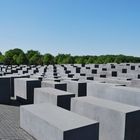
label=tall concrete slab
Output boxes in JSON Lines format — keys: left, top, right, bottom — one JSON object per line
{"left": 0, "top": 77, "right": 11, "bottom": 103}
{"left": 15, "top": 78, "right": 41, "bottom": 104}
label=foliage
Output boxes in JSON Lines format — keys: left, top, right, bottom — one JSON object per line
{"left": 26, "top": 50, "right": 40, "bottom": 59}
{"left": 0, "top": 55, "right": 5, "bottom": 63}
{"left": 29, "top": 53, "right": 43, "bottom": 65}
{"left": 16, "top": 53, "right": 28, "bottom": 65}
{"left": 43, "top": 53, "right": 54, "bottom": 65}
{"left": 55, "top": 54, "right": 74, "bottom": 64}
{"left": 4, "top": 48, "right": 25, "bottom": 65}
{"left": 1, "top": 48, "right": 140, "bottom": 65}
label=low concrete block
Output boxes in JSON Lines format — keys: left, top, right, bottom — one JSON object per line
{"left": 20, "top": 103, "right": 99, "bottom": 140}
{"left": 71, "top": 96, "right": 140, "bottom": 140}
{"left": 64, "top": 80, "right": 87, "bottom": 97}
{"left": 87, "top": 82, "right": 140, "bottom": 107}
{"left": 34, "top": 87, "right": 75, "bottom": 110}
{"left": 42, "top": 81, "right": 67, "bottom": 91}
{"left": 130, "top": 79, "right": 140, "bottom": 88}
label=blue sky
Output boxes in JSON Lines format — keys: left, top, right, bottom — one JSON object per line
{"left": 0, "top": 0, "right": 140, "bottom": 56}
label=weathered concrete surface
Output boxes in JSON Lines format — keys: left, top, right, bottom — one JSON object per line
{"left": 130, "top": 79, "right": 140, "bottom": 87}
{"left": 34, "top": 87, "right": 75, "bottom": 110}
{"left": 64, "top": 80, "right": 87, "bottom": 96}
{"left": 42, "top": 81, "right": 67, "bottom": 91}
{"left": 20, "top": 103, "right": 99, "bottom": 140}
{"left": 71, "top": 96, "right": 140, "bottom": 140}
{"left": 87, "top": 81, "right": 140, "bottom": 107}
{"left": 15, "top": 78, "right": 41, "bottom": 104}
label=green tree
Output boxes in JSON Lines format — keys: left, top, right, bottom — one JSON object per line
{"left": 43, "top": 53, "right": 54, "bottom": 65}
{"left": 29, "top": 53, "right": 43, "bottom": 65}
{"left": 26, "top": 50, "right": 40, "bottom": 59}
{"left": 104, "top": 55, "right": 116, "bottom": 64}
{"left": 16, "top": 53, "right": 28, "bottom": 65}
{"left": 114, "top": 55, "right": 126, "bottom": 63}
{"left": 4, "top": 48, "right": 24, "bottom": 65}
{"left": 75, "top": 56, "right": 86, "bottom": 64}
{"left": 55, "top": 54, "right": 73, "bottom": 64}
{"left": 13, "top": 54, "right": 18, "bottom": 64}
{"left": 64, "top": 55, "right": 74, "bottom": 64}
{"left": 0, "top": 55, "right": 5, "bottom": 63}
{"left": 86, "top": 57, "right": 94, "bottom": 64}
{"left": 55, "top": 54, "right": 64, "bottom": 64}
{"left": 4, "top": 49, "right": 14, "bottom": 65}
{"left": 12, "top": 48, "right": 24, "bottom": 56}
{"left": 2, "top": 48, "right": 140, "bottom": 65}
{"left": 26, "top": 50, "right": 42, "bottom": 65}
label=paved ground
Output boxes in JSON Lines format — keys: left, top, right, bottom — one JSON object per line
{"left": 0, "top": 103, "right": 36, "bottom": 140}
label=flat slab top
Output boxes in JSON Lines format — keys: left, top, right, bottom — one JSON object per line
{"left": 64, "top": 80, "right": 86, "bottom": 84}
{"left": 88, "top": 81, "right": 120, "bottom": 86}
{"left": 113, "top": 85, "right": 140, "bottom": 92}
{"left": 94, "top": 77, "right": 131, "bottom": 83}
{"left": 0, "top": 76, "right": 11, "bottom": 79}
{"left": 42, "top": 80, "right": 66, "bottom": 84}
{"left": 35, "top": 87, "right": 75, "bottom": 96}
{"left": 15, "top": 78, "right": 40, "bottom": 82}
{"left": 31, "top": 75, "right": 42, "bottom": 78}
{"left": 88, "top": 81, "right": 140, "bottom": 93}
{"left": 21, "top": 103, "right": 98, "bottom": 131}
{"left": 45, "top": 78, "right": 62, "bottom": 80}
{"left": 73, "top": 96, "right": 140, "bottom": 113}
{"left": 1, "top": 74, "right": 29, "bottom": 78}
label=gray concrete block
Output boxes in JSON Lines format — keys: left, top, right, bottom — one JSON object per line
{"left": 0, "top": 77, "right": 11, "bottom": 103}
{"left": 87, "top": 82, "right": 140, "bottom": 107}
{"left": 130, "top": 79, "right": 140, "bottom": 88}
{"left": 34, "top": 87, "right": 75, "bottom": 110}
{"left": 64, "top": 80, "right": 87, "bottom": 97}
{"left": 71, "top": 96, "right": 140, "bottom": 140}
{"left": 15, "top": 78, "right": 41, "bottom": 104}
{"left": 41, "top": 81, "right": 67, "bottom": 91}
{"left": 30, "top": 75, "right": 43, "bottom": 81}
{"left": 20, "top": 103, "right": 99, "bottom": 140}
{"left": 94, "top": 77, "right": 131, "bottom": 86}
{"left": 10, "top": 75, "right": 30, "bottom": 97}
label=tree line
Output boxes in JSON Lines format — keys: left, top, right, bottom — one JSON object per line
{"left": 0, "top": 48, "right": 140, "bottom": 65}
